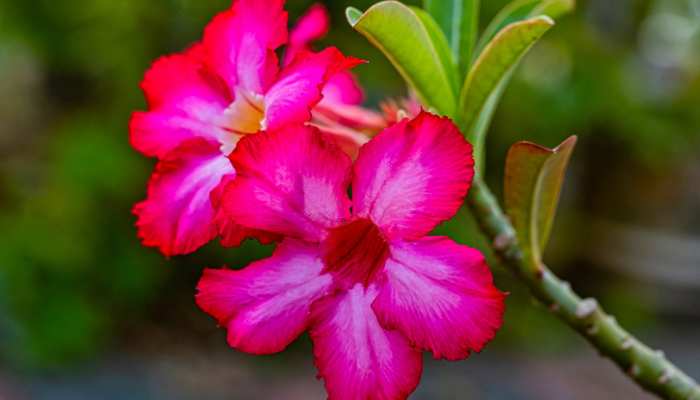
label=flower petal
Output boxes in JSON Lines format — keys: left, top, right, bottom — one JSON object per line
{"left": 133, "top": 139, "right": 232, "bottom": 256}
{"left": 221, "top": 125, "right": 352, "bottom": 242}
{"left": 285, "top": 3, "right": 330, "bottom": 65}
{"left": 217, "top": 222, "right": 280, "bottom": 248}
{"left": 210, "top": 174, "right": 282, "bottom": 247}
{"left": 285, "top": 4, "right": 365, "bottom": 107}
{"left": 264, "top": 48, "right": 364, "bottom": 130}
{"left": 202, "top": 0, "right": 287, "bottom": 93}
{"left": 130, "top": 45, "right": 230, "bottom": 158}
{"left": 310, "top": 284, "right": 422, "bottom": 400}
{"left": 352, "top": 112, "right": 474, "bottom": 240}
{"left": 313, "top": 123, "right": 369, "bottom": 160}
{"left": 138, "top": 45, "right": 222, "bottom": 108}
{"left": 320, "top": 71, "right": 365, "bottom": 106}
{"left": 196, "top": 239, "right": 332, "bottom": 354}
{"left": 373, "top": 237, "right": 505, "bottom": 360}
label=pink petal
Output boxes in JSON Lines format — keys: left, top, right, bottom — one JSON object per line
{"left": 313, "top": 100, "right": 385, "bottom": 132}
{"left": 310, "top": 284, "right": 422, "bottom": 400}
{"left": 320, "top": 71, "right": 365, "bottom": 106}
{"left": 322, "top": 219, "right": 390, "bottom": 289}
{"left": 312, "top": 123, "right": 369, "bottom": 160}
{"left": 217, "top": 222, "right": 280, "bottom": 248}
{"left": 285, "top": 3, "right": 330, "bottom": 65}
{"left": 202, "top": 0, "right": 287, "bottom": 93}
{"left": 130, "top": 45, "right": 230, "bottom": 158}
{"left": 285, "top": 4, "right": 366, "bottom": 106}
{"left": 373, "top": 237, "right": 505, "bottom": 360}
{"left": 210, "top": 174, "right": 282, "bottom": 247}
{"left": 138, "top": 44, "right": 223, "bottom": 108}
{"left": 352, "top": 112, "right": 474, "bottom": 240}
{"left": 133, "top": 139, "right": 232, "bottom": 256}
{"left": 221, "top": 125, "right": 352, "bottom": 242}
{"left": 311, "top": 99, "right": 385, "bottom": 160}
{"left": 286, "top": 3, "right": 368, "bottom": 117}
{"left": 264, "top": 48, "right": 364, "bottom": 131}
{"left": 196, "top": 239, "right": 332, "bottom": 354}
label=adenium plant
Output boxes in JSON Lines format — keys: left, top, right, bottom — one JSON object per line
{"left": 130, "top": 1, "right": 700, "bottom": 399}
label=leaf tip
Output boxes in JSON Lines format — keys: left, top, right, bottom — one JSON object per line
{"left": 536, "top": 15, "right": 556, "bottom": 26}
{"left": 556, "top": 135, "right": 578, "bottom": 152}
{"left": 345, "top": 7, "right": 363, "bottom": 26}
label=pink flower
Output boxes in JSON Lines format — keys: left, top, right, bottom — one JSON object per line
{"left": 130, "top": 0, "right": 362, "bottom": 256}
{"left": 196, "top": 112, "right": 506, "bottom": 400}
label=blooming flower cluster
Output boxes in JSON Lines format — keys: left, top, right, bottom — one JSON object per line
{"left": 131, "top": 0, "right": 370, "bottom": 256}
{"left": 131, "top": 1, "right": 505, "bottom": 399}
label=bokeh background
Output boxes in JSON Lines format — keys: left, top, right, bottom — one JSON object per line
{"left": 0, "top": 0, "right": 698, "bottom": 399}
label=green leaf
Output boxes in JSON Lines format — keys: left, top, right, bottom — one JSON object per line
{"left": 411, "top": 7, "right": 460, "bottom": 96}
{"left": 476, "top": 0, "right": 575, "bottom": 57}
{"left": 424, "top": 0, "right": 480, "bottom": 77}
{"left": 346, "top": 6, "right": 362, "bottom": 24}
{"left": 504, "top": 136, "right": 577, "bottom": 266}
{"left": 532, "top": 0, "right": 577, "bottom": 18}
{"left": 347, "top": 1, "right": 459, "bottom": 116}
{"left": 458, "top": 16, "right": 554, "bottom": 173}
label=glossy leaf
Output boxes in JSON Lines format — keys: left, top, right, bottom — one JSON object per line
{"left": 504, "top": 136, "right": 577, "bottom": 266}
{"left": 476, "top": 0, "right": 575, "bottom": 57}
{"left": 458, "top": 16, "right": 554, "bottom": 172}
{"left": 347, "top": 1, "right": 459, "bottom": 116}
{"left": 424, "top": 0, "right": 480, "bottom": 77}
{"left": 411, "top": 7, "right": 460, "bottom": 96}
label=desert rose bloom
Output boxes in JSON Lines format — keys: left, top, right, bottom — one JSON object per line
{"left": 130, "top": 0, "right": 361, "bottom": 256}
{"left": 196, "top": 112, "right": 506, "bottom": 400}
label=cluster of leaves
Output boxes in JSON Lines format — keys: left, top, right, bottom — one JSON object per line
{"left": 347, "top": 0, "right": 574, "bottom": 171}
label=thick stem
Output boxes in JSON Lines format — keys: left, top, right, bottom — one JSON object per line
{"left": 468, "top": 178, "right": 700, "bottom": 400}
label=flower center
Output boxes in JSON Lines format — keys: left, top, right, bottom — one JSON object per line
{"left": 322, "top": 218, "right": 390, "bottom": 288}
{"left": 220, "top": 88, "right": 266, "bottom": 154}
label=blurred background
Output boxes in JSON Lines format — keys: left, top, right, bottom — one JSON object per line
{"left": 0, "top": 0, "right": 698, "bottom": 398}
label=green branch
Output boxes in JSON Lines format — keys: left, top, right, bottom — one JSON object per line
{"left": 468, "top": 178, "right": 700, "bottom": 400}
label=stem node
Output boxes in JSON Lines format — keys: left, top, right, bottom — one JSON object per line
{"left": 493, "top": 232, "right": 514, "bottom": 251}
{"left": 659, "top": 369, "right": 673, "bottom": 385}
{"left": 575, "top": 298, "right": 598, "bottom": 319}
{"left": 561, "top": 281, "right": 572, "bottom": 292}
{"left": 621, "top": 337, "right": 633, "bottom": 350}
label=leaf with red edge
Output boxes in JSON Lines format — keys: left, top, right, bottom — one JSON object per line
{"left": 504, "top": 136, "right": 577, "bottom": 266}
